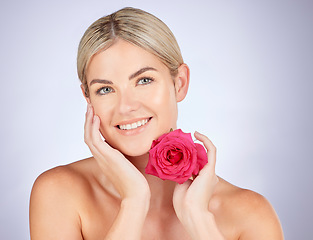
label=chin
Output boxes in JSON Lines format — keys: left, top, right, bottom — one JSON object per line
{"left": 118, "top": 145, "right": 151, "bottom": 158}
{"left": 106, "top": 138, "right": 152, "bottom": 158}
{"left": 124, "top": 151, "right": 150, "bottom": 159}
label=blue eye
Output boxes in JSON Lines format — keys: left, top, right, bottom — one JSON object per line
{"left": 97, "top": 86, "right": 114, "bottom": 95}
{"left": 137, "top": 77, "right": 153, "bottom": 85}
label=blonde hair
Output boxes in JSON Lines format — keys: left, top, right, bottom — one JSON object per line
{"left": 77, "top": 7, "right": 183, "bottom": 96}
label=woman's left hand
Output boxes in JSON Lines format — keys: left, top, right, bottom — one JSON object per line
{"left": 173, "top": 131, "right": 223, "bottom": 239}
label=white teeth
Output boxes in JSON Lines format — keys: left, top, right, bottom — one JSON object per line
{"left": 119, "top": 118, "right": 149, "bottom": 130}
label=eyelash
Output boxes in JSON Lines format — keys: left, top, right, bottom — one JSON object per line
{"left": 136, "top": 77, "right": 154, "bottom": 86}
{"left": 96, "top": 86, "right": 114, "bottom": 95}
{"left": 95, "top": 77, "right": 155, "bottom": 95}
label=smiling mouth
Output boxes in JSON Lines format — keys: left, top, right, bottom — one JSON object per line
{"left": 117, "top": 117, "right": 152, "bottom": 130}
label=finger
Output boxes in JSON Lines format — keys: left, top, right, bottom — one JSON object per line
{"left": 194, "top": 131, "right": 217, "bottom": 170}
{"left": 91, "top": 115, "right": 102, "bottom": 143}
{"left": 90, "top": 114, "right": 113, "bottom": 158}
{"left": 173, "top": 180, "right": 192, "bottom": 216}
{"left": 84, "top": 105, "right": 104, "bottom": 157}
{"left": 84, "top": 106, "right": 102, "bottom": 152}
{"left": 174, "top": 179, "right": 192, "bottom": 196}
{"left": 84, "top": 104, "right": 93, "bottom": 145}
{"left": 85, "top": 112, "right": 113, "bottom": 171}
{"left": 195, "top": 164, "right": 219, "bottom": 185}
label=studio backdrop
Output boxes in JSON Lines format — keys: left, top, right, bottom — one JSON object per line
{"left": 0, "top": 0, "right": 312, "bottom": 239}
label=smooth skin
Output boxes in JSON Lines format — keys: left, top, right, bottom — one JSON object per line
{"left": 29, "top": 40, "right": 284, "bottom": 240}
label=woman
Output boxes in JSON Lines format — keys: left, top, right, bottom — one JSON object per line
{"left": 29, "top": 7, "right": 283, "bottom": 239}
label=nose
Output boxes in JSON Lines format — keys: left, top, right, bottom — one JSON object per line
{"left": 118, "top": 88, "right": 140, "bottom": 114}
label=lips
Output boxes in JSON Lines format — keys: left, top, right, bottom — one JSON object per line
{"left": 117, "top": 117, "right": 152, "bottom": 130}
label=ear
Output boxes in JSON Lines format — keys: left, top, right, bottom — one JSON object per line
{"left": 81, "top": 84, "right": 91, "bottom": 104}
{"left": 174, "top": 63, "right": 190, "bottom": 102}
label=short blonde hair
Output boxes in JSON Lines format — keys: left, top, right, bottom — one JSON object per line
{"left": 77, "top": 7, "right": 183, "bottom": 96}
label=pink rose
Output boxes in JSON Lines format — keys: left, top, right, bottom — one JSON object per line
{"left": 145, "top": 129, "right": 207, "bottom": 184}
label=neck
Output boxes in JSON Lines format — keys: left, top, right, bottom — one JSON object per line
{"left": 126, "top": 153, "right": 177, "bottom": 211}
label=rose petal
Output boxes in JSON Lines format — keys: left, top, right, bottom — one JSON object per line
{"left": 146, "top": 129, "right": 207, "bottom": 184}
{"left": 195, "top": 143, "right": 208, "bottom": 169}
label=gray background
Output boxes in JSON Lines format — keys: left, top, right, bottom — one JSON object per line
{"left": 0, "top": 0, "right": 312, "bottom": 239}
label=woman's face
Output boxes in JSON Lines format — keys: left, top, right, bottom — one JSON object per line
{"left": 85, "top": 40, "right": 186, "bottom": 157}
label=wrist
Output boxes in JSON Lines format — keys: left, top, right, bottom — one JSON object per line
{"left": 181, "top": 207, "right": 211, "bottom": 226}
{"left": 181, "top": 209, "right": 224, "bottom": 240}
{"left": 121, "top": 192, "right": 151, "bottom": 214}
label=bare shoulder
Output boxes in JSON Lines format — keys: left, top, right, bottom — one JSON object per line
{"left": 31, "top": 158, "right": 94, "bottom": 201}
{"left": 213, "top": 177, "right": 284, "bottom": 240}
{"left": 30, "top": 158, "right": 95, "bottom": 239}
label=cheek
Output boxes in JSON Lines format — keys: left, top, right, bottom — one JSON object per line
{"left": 150, "top": 83, "right": 178, "bottom": 121}
{"left": 90, "top": 99, "right": 114, "bottom": 131}
{"left": 150, "top": 82, "right": 176, "bottom": 106}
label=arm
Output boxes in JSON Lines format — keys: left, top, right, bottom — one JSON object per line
{"left": 29, "top": 170, "right": 149, "bottom": 240}
{"left": 173, "top": 132, "right": 284, "bottom": 240}
{"left": 104, "top": 198, "right": 149, "bottom": 240}
{"left": 30, "top": 105, "right": 150, "bottom": 240}
{"left": 173, "top": 131, "right": 224, "bottom": 240}
{"left": 176, "top": 208, "right": 224, "bottom": 240}
{"left": 29, "top": 168, "right": 150, "bottom": 240}
{"left": 84, "top": 104, "right": 150, "bottom": 239}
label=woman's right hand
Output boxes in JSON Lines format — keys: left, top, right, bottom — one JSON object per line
{"left": 84, "top": 104, "right": 150, "bottom": 202}
{"left": 85, "top": 104, "right": 150, "bottom": 239}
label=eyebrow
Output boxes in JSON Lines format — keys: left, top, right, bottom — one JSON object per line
{"left": 89, "top": 79, "right": 113, "bottom": 86}
{"left": 89, "top": 67, "right": 157, "bottom": 86}
{"left": 129, "top": 67, "right": 157, "bottom": 80}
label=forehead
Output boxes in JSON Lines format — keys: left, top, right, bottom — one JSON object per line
{"left": 86, "top": 40, "right": 169, "bottom": 83}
